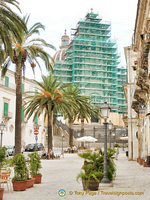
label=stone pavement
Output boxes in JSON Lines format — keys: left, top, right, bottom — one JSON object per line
{"left": 3, "top": 149, "right": 150, "bottom": 200}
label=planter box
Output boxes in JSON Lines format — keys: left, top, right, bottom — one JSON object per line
{"left": 0, "top": 188, "right": 4, "bottom": 200}
{"left": 138, "top": 158, "right": 144, "bottom": 165}
{"left": 82, "top": 178, "right": 99, "bottom": 191}
{"left": 143, "top": 161, "right": 148, "bottom": 167}
{"left": 12, "top": 180, "right": 27, "bottom": 191}
{"left": 32, "top": 175, "right": 42, "bottom": 184}
{"left": 26, "top": 178, "right": 35, "bottom": 188}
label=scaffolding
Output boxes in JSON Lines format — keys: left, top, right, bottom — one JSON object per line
{"left": 53, "top": 11, "right": 127, "bottom": 113}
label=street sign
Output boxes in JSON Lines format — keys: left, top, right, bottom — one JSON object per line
{"left": 35, "top": 135, "right": 38, "bottom": 142}
{"left": 34, "top": 129, "right": 39, "bottom": 135}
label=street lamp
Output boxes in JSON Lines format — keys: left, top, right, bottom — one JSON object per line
{"left": 108, "top": 120, "right": 113, "bottom": 148}
{"left": 100, "top": 102, "right": 111, "bottom": 183}
{"left": 0, "top": 121, "right": 5, "bottom": 148}
{"left": 61, "top": 133, "right": 64, "bottom": 158}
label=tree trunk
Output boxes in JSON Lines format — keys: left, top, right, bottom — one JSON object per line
{"left": 15, "top": 63, "right": 22, "bottom": 154}
{"left": 69, "top": 120, "right": 74, "bottom": 147}
{"left": 48, "top": 110, "right": 53, "bottom": 155}
{"left": 81, "top": 118, "right": 84, "bottom": 148}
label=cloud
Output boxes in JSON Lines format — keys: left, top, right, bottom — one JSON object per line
{"left": 18, "top": 0, "right": 138, "bottom": 69}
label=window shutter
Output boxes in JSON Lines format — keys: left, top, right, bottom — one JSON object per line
{"left": 34, "top": 113, "right": 38, "bottom": 124}
{"left": 35, "top": 89, "right": 38, "bottom": 95}
{"left": 5, "top": 76, "right": 9, "bottom": 87}
{"left": 4, "top": 102, "right": 8, "bottom": 116}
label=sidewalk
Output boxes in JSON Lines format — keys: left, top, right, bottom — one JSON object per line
{"left": 3, "top": 149, "right": 150, "bottom": 200}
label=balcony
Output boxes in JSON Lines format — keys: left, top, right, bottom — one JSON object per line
{"left": 2, "top": 112, "right": 12, "bottom": 122}
{"left": 134, "top": 88, "right": 147, "bottom": 105}
{"left": 131, "top": 101, "right": 140, "bottom": 113}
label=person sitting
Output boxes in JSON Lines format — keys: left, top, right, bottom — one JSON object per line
{"left": 41, "top": 147, "right": 47, "bottom": 159}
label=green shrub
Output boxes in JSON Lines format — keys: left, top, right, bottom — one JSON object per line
{"left": 0, "top": 147, "right": 6, "bottom": 168}
{"left": 28, "top": 152, "right": 42, "bottom": 175}
{"left": 11, "top": 153, "right": 28, "bottom": 181}
{"left": 77, "top": 148, "right": 116, "bottom": 187}
{"left": 114, "top": 144, "right": 120, "bottom": 148}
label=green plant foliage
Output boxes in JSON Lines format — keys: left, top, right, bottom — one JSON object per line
{"left": 0, "top": 147, "right": 6, "bottom": 168}
{"left": 28, "top": 152, "right": 42, "bottom": 175}
{"left": 77, "top": 150, "right": 103, "bottom": 189}
{"left": 114, "top": 144, "right": 120, "bottom": 148}
{"left": 11, "top": 153, "right": 28, "bottom": 181}
{"left": 77, "top": 148, "right": 116, "bottom": 188}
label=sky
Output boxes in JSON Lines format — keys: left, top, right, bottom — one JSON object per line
{"left": 17, "top": 0, "right": 138, "bottom": 80}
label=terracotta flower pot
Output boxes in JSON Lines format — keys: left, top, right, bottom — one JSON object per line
{"left": 0, "top": 188, "right": 4, "bottom": 200}
{"left": 140, "top": 158, "right": 144, "bottom": 165}
{"left": 82, "top": 178, "right": 99, "bottom": 191}
{"left": 32, "top": 175, "right": 42, "bottom": 184}
{"left": 143, "top": 161, "right": 148, "bottom": 167}
{"left": 26, "top": 178, "right": 35, "bottom": 188}
{"left": 12, "top": 180, "right": 27, "bottom": 191}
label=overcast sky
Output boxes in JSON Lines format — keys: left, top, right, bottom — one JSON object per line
{"left": 17, "top": 0, "right": 138, "bottom": 79}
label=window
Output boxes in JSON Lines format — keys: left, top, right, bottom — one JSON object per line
{"left": 4, "top": 102, "right": 8, "bottom": 116}
{"left": 5, "top": 76, "right": 9, "bottom": 87}
{"left": 34, "top": 113, "right": 38, "bottom": 125}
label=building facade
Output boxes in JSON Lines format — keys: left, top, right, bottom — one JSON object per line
{"left": 53, "top": 10, "right": 127, "bottom": 126}
{"left": 0, "top": 69, "right": 46, "bottom": 148}
{"left": 125, "top": 0, "right": 150, "bottom": 161}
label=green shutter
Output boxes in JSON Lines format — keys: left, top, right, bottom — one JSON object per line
{"left": 22, "top": 107, "right": 24, "bottom": 121}
{"left": 22, "top": 84, "right": 24, "bottom": 93}
{"left": 35, "top": 89, "right": 38, "bottom": 95}
{"left": 34, "top": 113, "right": 38, "bottom": 124}
{"left": 4, "top": 102, "right": 8, "bottom": 116}
{"left": 5, "top": 76, "right": 9, "bottom": 87}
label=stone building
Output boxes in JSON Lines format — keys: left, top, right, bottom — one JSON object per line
{"left": 124, "top": 0, "right": 150, "bottom": 162}
{"left": 0, "top": 69, "right": 46, "bottom": 148}
{"left": 53, "top": 10, "right": 127, "bottom": 127}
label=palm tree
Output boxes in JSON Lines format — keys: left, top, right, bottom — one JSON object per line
{"left": 1, "top": 16, "right": 55, "bottom": 154}
{"left": 24, "top": 74, "right": 72, "bottom": 155}
{"left": 0, "top": 0, "right": 26, "bottom": 59}
{"left": 77, "top": 101, "right": 98, "bottom": 137}
{"left": 76, "top": 102, "right": 99, "bottom": 147}
{"left": 63, "top": 85, "right": 94, "bottom": 147}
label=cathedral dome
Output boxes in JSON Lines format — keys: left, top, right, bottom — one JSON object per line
{"left": 53, "top": 30, "right": 70, "bottom": 64}
{"left": 53, "top": 48, "right": 67, "bottom": 62}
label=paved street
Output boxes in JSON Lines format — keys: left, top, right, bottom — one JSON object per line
{"left": 3, "top": 149, "right": 150, "bottom": 200}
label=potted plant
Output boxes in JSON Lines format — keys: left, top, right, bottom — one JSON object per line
{"left": 11, "top": 153, "right": 28, "bottom": 191}
{"left": 77, "top": 149, "right": 116, "bottom": 191}
{"left": 0, "top": 147, "right": 6, "bottom": 200}
{"left": 28, "top": 152, "right": 42, "bottom": 184}
{"left": 77, "top": 150, "right": 104, "bottom": 191}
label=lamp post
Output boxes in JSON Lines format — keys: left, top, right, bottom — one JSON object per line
{"left": 108, "top": 120, "right": 113, "bottom": 148}
{"left": 0, "top": 121, "right": 5, "bottom": 148}
{"left": 100, "top": 102, "right": 111, "bottom": 183}
{"left": 61, "top": 133, "right": 64, "bottom": 158}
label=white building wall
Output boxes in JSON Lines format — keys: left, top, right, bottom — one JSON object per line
{"left": 124, "top": 46, "right": 138, "bottom": 160}
{"left": 0, "top": 69, "right": 46, "bottom": 148}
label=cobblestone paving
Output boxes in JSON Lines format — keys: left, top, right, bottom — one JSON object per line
{"left": 3, "top": 149, "right": 150, "bottom": 200}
